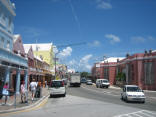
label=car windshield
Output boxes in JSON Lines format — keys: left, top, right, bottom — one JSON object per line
{"left": 50, "top": 81, "right": 63, "bottom": 87}
{"left": 103, "top": 80, "right": 108, "bottom": 83}
{"left": 127, "top": 87, "right": 142, "bottom": 92}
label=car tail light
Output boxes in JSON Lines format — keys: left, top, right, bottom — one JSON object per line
{"left": 62, "top": 81, "right": 64, "bottom": 86}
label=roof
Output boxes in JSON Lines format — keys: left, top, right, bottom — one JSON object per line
{"left": 101, "top": 57, "right": 125, "bottom": 63}
{"left": 23, "top": 43, "right": 53, "bottom": 51}
{"left": 23, "top": 45, "right": 31, "bottom": 54}
{"left": 13, "top": 34, "right": 20, "bottom": 43}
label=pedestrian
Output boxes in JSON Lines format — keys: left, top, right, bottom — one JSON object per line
{"left": 20, "top": 81, "right": 27, "bottom": 103}
{"left": 45, "top": 81, "right": 47, "bottom": 87}
{"left": 29, "top": 79, "right": 37, "bottom": 101}
{"left": 2, "top": 82, "right": 9, "bottom": 104}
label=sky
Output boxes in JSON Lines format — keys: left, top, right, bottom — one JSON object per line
{"left": 12, "top": 0, "right": 156, "bottom": 72}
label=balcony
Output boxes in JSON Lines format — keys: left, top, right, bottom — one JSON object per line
{"left": 0, "top": 47, "right": 28, "bottom": 67}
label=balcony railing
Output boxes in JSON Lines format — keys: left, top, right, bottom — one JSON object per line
{"left": 0, "top": 47, "right": 28, "bottom": 67}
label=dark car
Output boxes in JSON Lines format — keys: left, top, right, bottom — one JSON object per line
{"left": 81, "top": 78, "right": 87, "bottom": 83}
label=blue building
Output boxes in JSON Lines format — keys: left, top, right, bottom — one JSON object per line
{"left": 0, "top": 0, "right": 28, "bottom": 97}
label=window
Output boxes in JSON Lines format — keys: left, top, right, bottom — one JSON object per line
{"left": 0, "top": 37, "right": 4, "bottom": 48}
{"left": 144, "top": 62, "right": 155, "bottom": 85}
{"left": 6, "top": 40, "right": 10, "bottom": 50}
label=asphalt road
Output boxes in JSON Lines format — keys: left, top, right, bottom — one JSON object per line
{"left": 68, "top": 84, "right": 156, "bottom": 112}
{"left": 1, "top": 84, "right": 156, "bottom": 117}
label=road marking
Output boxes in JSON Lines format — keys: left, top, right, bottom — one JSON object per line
{"left": 81, "top": 85, "right": 120, "bottom": 97}
{"left": 114, "top": 110, "right": 156, "bottom": 117}
{"left": 0, "top": 97, "right": 48, "bottom": 116}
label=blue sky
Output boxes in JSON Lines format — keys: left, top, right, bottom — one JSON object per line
{"left": 13, "top": 0, "right": 156, "bottom": 72}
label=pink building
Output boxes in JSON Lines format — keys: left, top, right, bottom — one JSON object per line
{"left": 117, "top": 50, "right": 156, "bottom": 90}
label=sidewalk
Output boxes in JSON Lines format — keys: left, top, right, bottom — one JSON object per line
{"left": 0, "top": 87, "right": 49, "bottom": 113}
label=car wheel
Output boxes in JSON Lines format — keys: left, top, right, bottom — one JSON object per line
{"left": 141, "top": 101, "right": 145, "bottom": 103}
{"left": 63, "top": 94, "right": 66, "bottom": 97}
{"left": 121, "top": 95, "right": 123, "bottom": 100}
{"left": 50, "top": 94, "right": 52, "bottom": 98}
{"left": 96, "top": 85, "right": 98, "bottom": 88}
{"left": 125, "top": 96, "right": 129, "bottom": 103}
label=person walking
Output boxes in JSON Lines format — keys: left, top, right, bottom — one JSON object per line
{"left": 29, "top": 79, "right": 37, "bottom": 101}
{"left": 20, "top": 81, "right": 27, "bottom": 103}
{"left": 2, "top": 82, "right": 9, "bottom": 104}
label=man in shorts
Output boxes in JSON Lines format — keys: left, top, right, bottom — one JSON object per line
{"left": 30, "top": 79, "right": 37, "bottom": 101}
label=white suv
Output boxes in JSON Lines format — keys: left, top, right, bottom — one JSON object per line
{"left": 121, "top": 85, "right": 145, "bottom": 103}
{"left": 49, "top": 80, "right": 66, "bottom": 97}
{"left": 96, "top": 79, "right": 110, "bottom": 88}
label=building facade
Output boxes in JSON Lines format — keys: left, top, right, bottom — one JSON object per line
{"left": 0, "top": 0, "right": 28, "bottom": 97}
{"left": 92, "top": 51, "right": 156, "bottom": 90}
{"left": 24, "top": 43, "right": 55, "bottom": 74}
{"left": 116, "top": 51, "right": 156, "bottom": 90}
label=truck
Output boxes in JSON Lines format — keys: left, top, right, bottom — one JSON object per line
{"left": 69, "top": 73, "right": 81, "bottom": 87}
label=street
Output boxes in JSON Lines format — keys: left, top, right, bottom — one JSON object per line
{"left": 1, "top": 84, "right": 156, "bottom": 117}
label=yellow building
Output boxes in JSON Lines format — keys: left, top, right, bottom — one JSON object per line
{"left": 24, "top": 43, "right": 55, "bottom": 74}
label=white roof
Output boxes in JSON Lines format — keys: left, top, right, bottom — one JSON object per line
{"left": 23, "top": 43, "right": 53, "bottom": 51}
{"left": 23, "top": 44, "right": 31, "bottom": 53}
{"left": 101, "top": 57, "right": 125, "bottom": 63}
{"left": 152, "top": 50, "right": 156, "bottom": 53}
{"left": 13, "top": 34, "right": 20, "bottom": 43}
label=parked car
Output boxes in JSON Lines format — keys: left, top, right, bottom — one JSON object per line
{"left": 49, "top": 80, "right": 66, "bottom": 97}
{"left": 86, "top": 80, "right": 93, "bottom": 85}
{"left": 121, "top": 85, "right": 145, "bottom": 103}
{"left": 96, "top": 79, "right": 110, "bottom": 88}
{"left": 81, "top": 78, "right": 87, "bottom": 83}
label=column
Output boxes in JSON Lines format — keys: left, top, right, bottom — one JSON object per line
{"left": 16, "top": 68, "right": 21, "bottom": 94}
{"left": 4, "top": 67, "right": 10, "bottom": 83}
{"left": 126, "top": 64, "right": 129, "bottom": 85}
{"left": 24, "top": 70, "right": 28, "bottom": 89}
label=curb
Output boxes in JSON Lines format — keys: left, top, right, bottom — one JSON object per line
{"left": 0, "top": 93, "right": 49, "bottom": 114}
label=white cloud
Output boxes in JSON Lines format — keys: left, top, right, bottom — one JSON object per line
{"left": 69, "top": 59, "right": 77, "bottom": 66}
{"left": 58, "top": 47, "right": 72, "bottom": 58}
{"left": 79, "top": 54, "right": 93, "bottom": 71}
{"left": 67, "top": 54, "right": 93, "bottom": 72}
{"left": 88, "top": 40, "right": 101, "bottom": 47}
{"left": 80, "top": 54, "right": 93, "bottom": 63}
{"left": 97, "top": 1, "right": 112, "bottom": 9}
{"left": 148, "top": 36, "right": 156, "bottom": 41}
{"left": 131, "top": 36, "right": 145, "bottom": 43}
{"left": 105, "top": 34, "right": 120, "bottom": 44}
{"left": 131, "top": 36, "right": 155, "bottom": 43}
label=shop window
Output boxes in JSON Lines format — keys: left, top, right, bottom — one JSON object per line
{"left": 0, "top": 37, "right": 4, "bottom": 48}
{"left": 6, "top": 40, "right": 10, "bottom": 50}
{"left": 144, "top": 62, "right": 155, "bottom": 85}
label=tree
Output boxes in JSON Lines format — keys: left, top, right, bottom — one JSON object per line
{"left": 116, "top": 72, "right": 126, "bottom": 81}
{"left": 81, "top": 72, "right": 89, "bottom": 78}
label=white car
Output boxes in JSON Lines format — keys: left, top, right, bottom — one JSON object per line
{"left": 49, "top": 80, "right": 66, "bottom": 97}
{"left": 96, "top": 79, "right": 110, "bottom": 88}
{"left": 121, "top": 85, "right": 145, "bottom": 103}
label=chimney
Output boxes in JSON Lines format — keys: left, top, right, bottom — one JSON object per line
{"left": 149, "top": 49, "right": 152, "bottom": 54}
{"left": 126, "top": 53, "right": 130, "bottom": 58}
{"left": 144, "top": 50, "right": 147, "bottom": 54}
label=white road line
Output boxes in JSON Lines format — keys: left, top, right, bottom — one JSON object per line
{"left": 114, "top": 110, "right": 156, "bottom": 117}
{"left": 141, "top": 110, "right": 156, "bottom": 115}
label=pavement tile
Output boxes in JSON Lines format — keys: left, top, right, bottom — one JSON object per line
{"left": 0, "top": 87, "right": 49, "bottom": 112}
